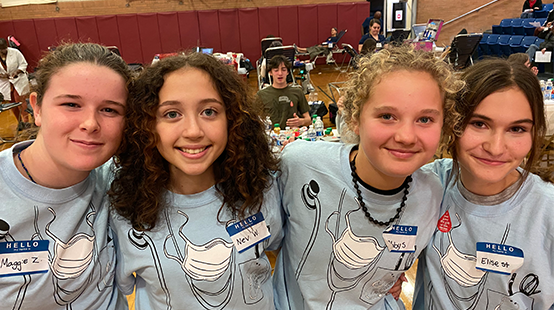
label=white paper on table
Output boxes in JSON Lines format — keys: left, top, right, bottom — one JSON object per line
{"left": 535, "top": 51, "right": 552, "bottom": 63}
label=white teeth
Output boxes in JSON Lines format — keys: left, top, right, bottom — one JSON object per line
{"left": 181, "top": 147, "right": 206, "bottom": 154}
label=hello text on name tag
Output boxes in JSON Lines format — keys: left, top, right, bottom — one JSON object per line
{"left": 0, "top": 240, "right": 49, "bottom": 277}
{"left": 476, "top": 242, "right": 524, "bottom": 275}
{"left": 383, "top": 225, "right": 418, "bottom": 253}
{"left": 226, "top": 212, "right": 270, "bottom": 253}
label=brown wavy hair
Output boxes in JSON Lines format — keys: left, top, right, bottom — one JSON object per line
{"left": 109, "top": 52, "right": 279, "bottom": 230}
{"left": 445, "top": 58, "right": 547, "bottom": 186}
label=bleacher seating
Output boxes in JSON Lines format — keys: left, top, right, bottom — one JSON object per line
{"left": 478, "top": 33, "right": 491, "bottom": 58}
{"left": 486, "top": 34, "right": 501, "bottom": 56}
{"left": 505, "top": 35, "right": 523, "bottom": 55}
{"left": 500, "top": 19, "right": 513, "bottom": 34}
{"left": 511, "top": 19, "right": 525, "bottom": 35}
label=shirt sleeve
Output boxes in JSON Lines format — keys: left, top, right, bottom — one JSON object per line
{"left": 14, "top": 49, "right": 28, "bottom": 72}
{"left": 296, "top": 89, "right": 310, "bottom": 115}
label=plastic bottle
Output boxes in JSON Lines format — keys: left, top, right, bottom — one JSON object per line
{"left": 264, "top": 116, "right": 273, "bottom": 132}
{"left": 307, "top": 125, "right": 316, "bottom": 141}
{"left": 546, "top": 81, "right": 552, "bottom": 100}
{"left": 314, "top": 116, "right": 324, "bottom": 137}
{"left": 312, "top": 92, "right": 318, "bottom": 102}
{"left": 274, "top": 123, "right": 281, "bottom": 135}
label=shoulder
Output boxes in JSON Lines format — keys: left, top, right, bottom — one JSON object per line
{"left": 281, "top": 141, "right": 347, "bottom": 169}
{"left": 420, "top": 158, "right": 454, "bottom": 187}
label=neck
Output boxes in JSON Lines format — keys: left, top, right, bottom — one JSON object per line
{"left": 272, "top": 82, "right": 287, "bottom": 89}
{"left": 350, "top": 149, "right": 406, "bottom": 191}
{"left": 169, "top": 166, "right": 216, "bottom": 195}
{"left": 459, "top": 168, "right": 521, "bottom": 196}
{"left": 16, "top": 140, "right": 90, "bottom": 188}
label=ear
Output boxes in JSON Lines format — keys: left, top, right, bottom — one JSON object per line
{"left": 352, "top": 118, "right": 360, "bottom": 136}
{"left": 29, "top": 92, "right": 41, "bottom": 127}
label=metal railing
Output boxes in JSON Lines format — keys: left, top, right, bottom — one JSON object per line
{"left": 444, "top": 0, "right": 501, "bottom": 25}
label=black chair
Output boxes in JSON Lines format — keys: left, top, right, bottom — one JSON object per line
{"left": 448, "top": 33, "right": 483, "bottom": 70}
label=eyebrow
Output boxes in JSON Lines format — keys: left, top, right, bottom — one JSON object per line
{"left": 53, "top": 94, "right": 126, "bottom": 107}
{"left": 158, "top": 98, "right": 223, "bottom": 108}
{"left": 373, "top": 106, "right": 441, "bottom": 116}
{"left": 471, "top": 113, "right": 534, "bottom": 125}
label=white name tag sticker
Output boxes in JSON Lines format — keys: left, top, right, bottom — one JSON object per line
{"left": 383, "top": 225, "right": 417, "bottom": 253}
{"left": 476, "top": 242, "right": 524, "bottom": 275}
{"left": 0, "top": 240, "right": 49, "bottom": 277}
{"left": 226, "top": 212, "right": 270, "bottom": 253}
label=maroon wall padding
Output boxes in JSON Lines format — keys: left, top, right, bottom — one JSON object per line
{"left": 54, "top": 17, "right": 79, "bottom": 43}
{"left": 198, "top": 10, "right": 222, "bottom": 52}
{"left": 258, "top": 7, "right": 280, "bottom": 39}
{"left": 137, "top": 13, "right": 163, "bottom": 63}
{"left": 219, "top": 9, "right": 242, "bottom": 54}
{"left": 278, "top": 6, "right": 299, "bottom": 46}
{"left": 116, "top": 14, "right": 144, "bottom": 64}
{"left": 6, "top": 2, "right": 370, "bottom": 70}
{"left": 298, "top": 5, "right": 319, "bottom": 48}
{"left": 12, "top": 20, "right": 41, "bottom": 69}
{"left": 34, "top": 19, "right": 58, "bottom": 52}
{"left": 238, "top": 8, "right": 261, "bottom": 60}
{"left": 96, "top": 16, "right": 121, "bottom": 49}
{"left": 157, "top": 12, "right": 182, "bottom": 54}
{"left": 0, "top": 21, "right": 16, "bottom": 42}
{"left": 178, "top": 11, "right": 201, "bottom": 51}
{"left": 76, "top": 17, "right": 100, "bottom": 43}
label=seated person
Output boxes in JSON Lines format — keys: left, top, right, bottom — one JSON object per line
{"left": 359, "top": 19, "right": 386, "bottom": 52}
{"left": 525, "top": 26, "right": 554, "bottom": 63}
{"left": 521, "top": 0, "right": 543, "bottom": 18}
{"left": 256, "top": 55, "right": 311, "bottom": 129}
{"left": 508, "top": 52, "right": 539, "bottom": 75}
{"left": 361, "top": 11, "right": 382, "bottom": 35}
{"left": 294, "top": 27, "right": 339, "bottom": 62}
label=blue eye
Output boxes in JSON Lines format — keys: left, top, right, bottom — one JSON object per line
{"left": 419, "top": 117, "right": 432, "bottom": 124}
{"left": 166, "top": 111, "right": 179, "bottom": 119}
{"left": 203, "top": 108, "right": 216, "bottom": 117}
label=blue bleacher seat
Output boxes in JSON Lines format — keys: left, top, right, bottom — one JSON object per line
{"left": 521, "top": 35, "right": 538, "bottom": 48}
{"left": 492, "top": 25, "right": 502, "bottom": 34}
{"left": 545, "top": 3, "right": 554, "bottom": 11}
{"left": 478, "top": 33, "right": 491, "bottom": 58}
{"left": 534, "top": 7, "right": 549, "bottom": 18}
{"left": 536, "top": 18, "right": 547, "bottom": 26}
{"left": 486, "top": 34, "right": 501, "bottom": 57}
{"left": 500, "top": 19, "right": 513, "bottom": 34}
{"left": 496, "top": 35, "right": 511, "bottom": 57}
{"left": 511, "top": 19, "right": 525, "bottom": 35}
{"left": 507, "top": 35, "right": 524, "bottom": 55}
{"left": 523, "top": 18, "right": 538, "bottom": 36}
{"left": 536, "top": 37, "right": 545, "bottom": 46}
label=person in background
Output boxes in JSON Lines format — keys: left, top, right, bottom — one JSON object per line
{"left": 294, "top": 27, "right": 340, "bottom": 63}
{"left": 362, "top": 11, "right": 383, "bottom": 35}
{"left": 360, "top": 38, "right": 378, "bottom": 56}
{"left": 0, "top": 42, "right": 130, "bottom": 310}
{"left": 109, "top": 52, "right": 282, "bottom": 309}
{"left": 359, "top": 19, "right": 387, "bottom": 52}
{"left": 273, "top": 45, "right": 463, "bottom": 310}
{"left": 521, "top": 0, "right": 543, "bottom": 18}
{"left": 525, "top": 26, "right": 554, "bottom": 63}
{"left": 0, "top": 38, "right": 31, "bottom": 127}
{"left": 256, "top": 55, "right": 311, "bottom": 129}
{"left": 507, "top": 52, "right": 539, "bottom": 75}
{"left": 413, "top": 58, "right": 554, "bottom": 309}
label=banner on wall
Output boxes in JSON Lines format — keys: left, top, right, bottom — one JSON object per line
{"left": 1, "top": 0, "right": 56, "bottom": 8}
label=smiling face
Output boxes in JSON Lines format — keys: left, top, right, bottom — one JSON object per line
{"left": 32, "top": 62, "right": 127, "bottom": 176}
{"left": 155, "top": 67, "right": 228, "bottom": 194}
{"left": 269, "top": 62, "right": 289, "bottom": 89}
{"left": 457, "top": 87, "right": 533, "bottom": 195}
{"left": 353, "top": 70, "right": 444, "bottom": 190}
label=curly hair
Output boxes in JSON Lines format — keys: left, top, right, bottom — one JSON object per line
{"left": 446, "top": 58, "right": 546, "bottom": 186}
{"left": 109, "top": 52, "right": 279, "bottom": 231}
{"left": 342, "top": 45, "right": 464, "bottom": 144}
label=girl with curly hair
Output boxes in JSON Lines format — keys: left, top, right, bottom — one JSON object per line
{"left": 109, "top": 52, "right": 282, "bottom": 309}
{"left": 414, "top": 59, "right": 554, "bottom": 309}
{"left": 0, "top": 43, "right": 130, "bottom": 309}
{"left": 272, "top": 45, "right": 464, "bottom": 309}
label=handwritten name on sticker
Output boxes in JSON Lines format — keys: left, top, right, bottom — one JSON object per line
{"left": 226, "top": 212, "right": 271, "bottom": 253}
{"left": 476, "top": 242, "right": 524, "bottom": 275}
{"left": 0, "top": 240, "right": 49, "bottom": 277}
{"left": 383, "top": 225, "right": 418, "bottom": 253}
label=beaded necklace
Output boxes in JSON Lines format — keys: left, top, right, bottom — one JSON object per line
{"left": 17, "top": 151, "right": 36, "bottom": 184}
{"left": 350, "top": 154, "right": 411, "bottom": 226}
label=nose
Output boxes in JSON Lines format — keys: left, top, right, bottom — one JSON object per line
{"left": 394, "top": 122, "right": 417, "bottom": 145}
{"left": 79, "top": 110, "right": 100, "bottom": 133}
{"left": 483, "top": 131, "right": 506, "bottom": 156}
{"left": 181, "top": 115, "right": 204, "bottom": 140}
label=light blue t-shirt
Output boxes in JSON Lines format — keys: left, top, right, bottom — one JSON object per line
{"left": 0, "top": 141, "right": 120, "bottom": 309}
{"left": 111, "top": 182, "right": 283, "bottom": 309}
{"left": 273, "top": 140, "right": 443, "bottom": 310}
{"left": 414, "top": 159, "right": 554, "bottom": 310}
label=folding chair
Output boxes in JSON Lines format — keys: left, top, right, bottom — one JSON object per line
{"left": 261, "top": 37, "right": 283, "bottom": 56}
{"left": 312, "top": 29, "right": 348, "bottom": 66}
{"left": 341, "top": 43, "right": 359, "bottom": 71}
{"left": 448, "top": 33, "right": 482, "bottom": 70}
